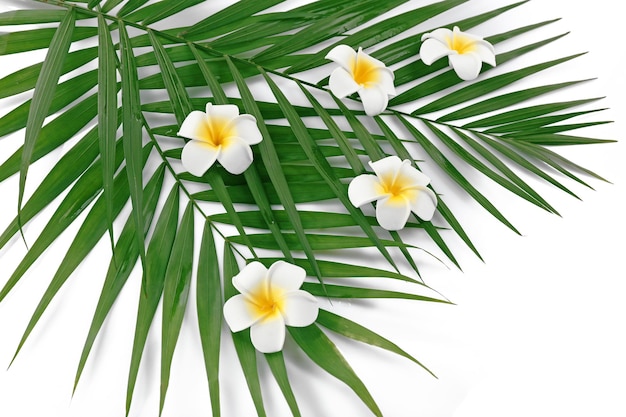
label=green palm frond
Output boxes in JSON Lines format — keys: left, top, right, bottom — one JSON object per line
{"left": 0, "top": 1, "right": 613, "bottom": 416}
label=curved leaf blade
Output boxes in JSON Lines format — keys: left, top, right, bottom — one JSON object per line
{"left": 196, "top": 220, "right": 223, "bottom": 417}
{"left": 18, "top": 9, "right": 76, "bottom": 239}
{"left": 289, "top": 324, "right": 382, "bottom": 417}
{"left": 160, "top": 201, "right": 195, "bottom": 413}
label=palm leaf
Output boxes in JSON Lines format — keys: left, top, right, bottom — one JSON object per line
{"left": 0, "top": 1, "right": 613, "bottom": 416}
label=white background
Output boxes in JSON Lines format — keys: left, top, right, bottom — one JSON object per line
{"left": 0, "top": 1, "right": 625, "bottom": 416}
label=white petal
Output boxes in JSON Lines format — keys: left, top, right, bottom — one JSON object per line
{"left": 357, "top": 85, "right": 388, "bottom": 116}
{"left": 474, "top": 41, "right": 496, "bottom": 66}
{"left": 453, "top": 26, "right": 484, "bottom": 44}
{"left": 449, "top": 53, "right": 483, "bottom": 81}
{"left": 223, "top": 295, "right": 259, "bottom": 332}
{"left": 421, "top": 27, "right": 452, "bottom": 43}
{"left": 205, "top": 103, "right": 239, "bottom": 121}
{"left": 375, "top": 196, "right": 411, "bottom": 231}
{"left": 369, "top": 155, "right": 402, "bottom": 180}
{"left": 356, "top": 47, "right": 386, "bottom": 70}
{"left": 281, "top": 291, "right": 318, "bottom": 327}
{"left": 178, "top": 110, "right": 210, "bottom": 142}
{"left": 348, "top": 174, "right": 384, "bottom": 207}
{"left": 250, "top": 315, "right": 286, "bottom": 353}
{"left": 419, "top": 38, "right": 451, "bottom": 65}
{"left": 216, "top": 136, "right": 254, "bottom": 175}
{"left": 410, "top": 187, "right": 438, "bottom": 221}
{"left": 328, "top": 67, "right": 360, "bottom": 99}
{"left": 233, "top": 261, "right": 268, "bottom": 296}
{"left": 181, "top": 140, "right": 219, "bottom": 177}
{"left": 268, "top": 261, "right": 307, "bottom": 292}
{"left": 325, "top": 44, "right": 356, "bottom": 71}
{"left": 398, "top": 160, "right": 431, "bottom": 187}
{"left": 232, "top": 114, "right": 263, "bottom": 145}
{"left": 377, "top": 67, "right": 396, "bottom": 96}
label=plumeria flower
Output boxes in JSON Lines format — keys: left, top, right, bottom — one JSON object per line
{"left": 177, "top": 103, "right": 263, "bottom": 176}
{"left": 325, "top": 45, "right": 396, "bottom": 116}
{"left": 223, "top": 261, "right": 319, "bottom": 353}
{"left": 420, "top": 26, "right": 496, "bottom": 81}
{"left": 348, "top": 156, "right": 437, "bottom": 231}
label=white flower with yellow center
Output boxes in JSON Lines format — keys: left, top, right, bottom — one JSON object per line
{"left": 420, "top": 26, "right": 496, "bottom": 81}
{"left": 348, "top": 156, "right": 438, "bottom": 231}
{"left": 177, "top": 103, "right": 263, "bottom": 176}
{"left": 223, "top": 261, "right": 319, "bottom": 353}
{"left": 325, "top": 45, "right": 396, "bottom": 116}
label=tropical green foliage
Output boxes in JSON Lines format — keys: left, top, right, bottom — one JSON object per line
{"left": 0, "top": 0, "right": 611, "bottom": 416}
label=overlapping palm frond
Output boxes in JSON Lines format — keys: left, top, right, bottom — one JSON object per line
{"left": 0, "top": 0, "right": 612, "bottom": 415}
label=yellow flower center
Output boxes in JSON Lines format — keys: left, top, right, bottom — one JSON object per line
{"left": 247, "top": 284, "right": 286, "bottom": 321}
{"left": 379, "top": 172, "right": 418, "bottom": 204}
{"left": 198, "top": 116, "right": 236, "bottom": 148}
{"left": 446, "top": 32, "right": 477, "bottom": 55}
{"left": 351, "top": 53, "right": 381, "bottom": 87}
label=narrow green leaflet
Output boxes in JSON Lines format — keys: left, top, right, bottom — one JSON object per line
{"left": 212, "top": 210, "right": 426, "bottom": 232}
{"left": 160, "top": 201, "right": 195, "bottom": 413}
{"left": 148, "top": 29, "right": 191, "bottom": 124}
{"left": 257, "top": 257, "right": 420, "bottom": 284}
{"left": 196, "top": 221, "right": 222, "bottom": 417}
{"left": 465, "top": 98, "right": 603, "bottom": 129}
{"left": 97, "top": 11, "right": 119, "bottom": 252}
{"left": 0, "top": 128, "right": 100, "bottom": 250}
{"left": 229, "top": 233, "right": 414, "bottom": 251}
{"left": 438, "top": 80, "right": 591, "bottom": 122}
{"left": 130, "top": 0, "right": 204, "bottom": 25}
{"left": 289, "top": 324, "right": 382, "bottom": 417}
{"left": 118, "top": 0, "right": 150, "bottom": 16}
{"left": 102, "top": 0, "right": 125, "bottom": 13}
{"left": 181, "top": 0, "right": 286, "bottom": 39}
{"left": 193, "top": 180, "right": 337, "bottom": 205}
{"left": 265, "top": 352, "right": 301, "bottom": 417}
{"left": 18, "top": 9, "right": 75, "bottom": 238}
{"left": 316, "top": 309, "right": 435, "bottom": 377}
{"left": 119, "top": 20, "right": 147, "bottom": 278}
{"left": 0, "top": 46, "right": 97, "bottom": 99}
{"left": 126, "top": 185, "right": 180, "bottom": 414}
{"left": 0, "top": 26, "right": 94, "bottom": 55}
{"left": 303, "top": 283, "right": 449, "bottom": 303}
{"left": 0, "top": 71, "right": 98, "bottom": 140}
{"left": 0, "top": 10, "right": 68, "bottom": 25}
